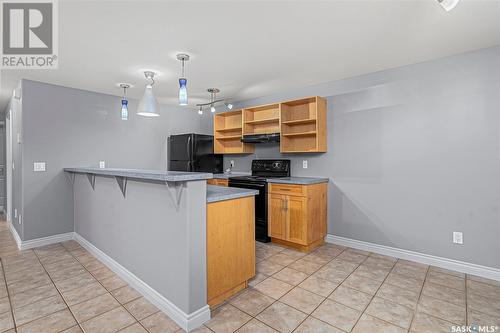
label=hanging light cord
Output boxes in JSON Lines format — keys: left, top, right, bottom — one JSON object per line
{"left": 180, "top": 59, "right": 185, "bottom": 78}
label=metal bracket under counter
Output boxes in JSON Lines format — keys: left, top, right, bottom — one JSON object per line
{"left": 64, "top": 170, "right": 190, "bottom": 210}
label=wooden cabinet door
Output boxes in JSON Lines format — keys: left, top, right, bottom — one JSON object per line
{"left": 269, "top": 194, "right": 286, "bottom": 239}
{"left": 286, "top": 196, "right": 307, "bottom": 245}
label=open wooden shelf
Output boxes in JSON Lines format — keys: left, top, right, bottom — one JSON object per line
{"left": 215, "top": 135, "right": 242, "bottom": 140}
{"left": 280, "top": 97, "right": 327, "bottom": 153}
{"left": 216, "top": 126, "right": 242, "bottom": 132}
{"left": 243, "top": 104, "right": 280, "bottom": 135}
{"left": 281, "top": 118, "right": 316, "bottom": 125}
{"left": 282, "top": 131, "right": 317, "bottom": 138}
{"left": 213, "top": 110, "right": 254, "bottom": 154}
{"left": 244, "top": 117, "right": 280, "bottom": 125}
{"left": 213, "top": 96, "right": 327, "bottom": 154}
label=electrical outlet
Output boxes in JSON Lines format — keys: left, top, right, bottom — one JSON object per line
{"left": 303, "top": 160, "right": 308, "bottom": 169}
{"left": 230, "top": 160, "right": 235, "bottom": 168}
{"left": 33, "top": 162, "right": 46, "bottom": 172}
{"left": 99, "top": 161, "right": 106, "bottom": 169}
{"left": 453, "top": 231, "right": 463, "bottom": 245}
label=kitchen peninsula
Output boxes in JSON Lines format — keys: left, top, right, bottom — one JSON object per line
{"left": 64, "top": 167, "right": 257, "bottom": 332}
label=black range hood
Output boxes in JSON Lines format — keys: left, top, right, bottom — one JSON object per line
{"left": 241, "top": 133, "right": 280, "bottom": 143}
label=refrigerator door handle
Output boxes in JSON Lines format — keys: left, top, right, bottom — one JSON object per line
{"left": 187, "top": 136, "right": 192, "bottom": 161}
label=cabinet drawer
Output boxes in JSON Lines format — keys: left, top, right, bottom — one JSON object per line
{"left": 269, "top": 183, "right": 305, "bottom": 196}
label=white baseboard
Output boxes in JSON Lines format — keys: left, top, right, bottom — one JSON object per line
{"left": 9, "top": 221, "right": 22, "bottom": 249}
{"left": 12, "top": 232, "right": 74, "bottom": 251}
{"left": 74, "top": 233, "right": 210, "bottom": 332}
{"left": 326, "top": 234, "right": 500, "bottom": 282}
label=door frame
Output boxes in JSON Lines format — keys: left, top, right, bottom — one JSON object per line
{"left": 6, "top": 108, "right": 12, "bottom": 223}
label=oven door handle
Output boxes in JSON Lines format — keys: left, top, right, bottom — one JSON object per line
{"left": 228, "top": 182, "right": 266, "bottom": 189}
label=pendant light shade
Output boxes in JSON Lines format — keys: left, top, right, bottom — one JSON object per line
{"left": 121, "top": 99, "right": 128, "bottom": 120}
{"left": 137, "top": 85, "right": 160, "bottom": 117}
{"left": 119, "top": 83, "right": 130, "bottom": 120}
{"left": 137, "top": 71, "right": 160, "bottom": 117}
{"left": 179, "top": 78, "right": 188, "bottom": 106}
{"left": 177, "top": 54, "right": 190, "bottom": 106}
{"left": 437, "top": 0, "right": 460, "bottom": 11}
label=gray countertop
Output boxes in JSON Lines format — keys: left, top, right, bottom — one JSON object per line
{"left": 64, "top": 167, "right": 213, "bottom": 182}
{"left": 206, "top": 185, "right": 258, "bottom": 203}
{"left": 267, "top": 177, "right": 330, "bottom": 185}
{"left": 213, "top": 172, "right": 251, "bottom": 179}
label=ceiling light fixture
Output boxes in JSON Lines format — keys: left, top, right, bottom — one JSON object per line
{"left": 437, "top": 0, "right": 460, "bottom": 11}
{"left": 196, "top": 88, "right": 233, "bottom": 115}
{"left": 137, "top": 71, "right": 160, "bottom": 117}
{"left": 119, "top": 83, "right": 130, "bottom": 120}
{"left": 177, "top": 53, "right": 190, "bottom": 106}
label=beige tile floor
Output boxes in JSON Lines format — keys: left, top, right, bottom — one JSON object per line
{"left": 1, "top": 218, "right": 499, "bottom": 333}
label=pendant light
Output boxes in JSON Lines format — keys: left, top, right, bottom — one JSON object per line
{"left": 198, "top": 106, "right": 203, "bottom": 115}
{"left": 224, "top": 102, "right": 233, "bottom": 110}
{"left": 177, "top": 53, "right": 190, "bottom": 106}
{"left": 119, "top": 84, "right": 130, "bottom": 120}
{"left": 437, "top": 0, "right": 460, "bottom": 11}
{"left": 137, "top": 71, "right": 160, "bottom": 117}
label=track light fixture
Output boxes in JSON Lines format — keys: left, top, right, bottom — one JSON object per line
{"left": 196, "top": 88, "right": 233, "bottom": 115}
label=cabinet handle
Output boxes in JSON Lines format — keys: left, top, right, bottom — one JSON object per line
{"left": 284, "top": 199, "right": 288, "bottom": 211}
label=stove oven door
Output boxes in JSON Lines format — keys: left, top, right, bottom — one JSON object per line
{"left": 228, "top": 180, "right": 270, "bottom": 242}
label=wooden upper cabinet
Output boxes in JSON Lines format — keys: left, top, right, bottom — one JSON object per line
{"left": 280, "top": 96, "right": 327, "bottom": 153}
{"left": 243, "top": 104, "right": 280, "bottom": 136}
{"left": 213, "top": 96, "right": 327, "bottom": 154}
{"left": 213, "top": 110, "right": 254, "bottom": 154}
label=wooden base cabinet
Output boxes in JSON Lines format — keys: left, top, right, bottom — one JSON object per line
{"left": 207, "top": 196, "right": 255, "bottom": 307}
{"left": 207, "top": 179, "right": 228, "bottom": 186}
{"left": 268, "top": 183, "right": 327, "bottom": 252}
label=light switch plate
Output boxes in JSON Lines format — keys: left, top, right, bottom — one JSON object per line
{"left": 303, "top": 160, "right": 308, "bottom": 169}
{"left": 99, "top": 161, "right": 106, "bottom": 169}
{"left": 453, "top": 231, "right": 463, "bottom": 245}
{"left": 17, "top": 133, "right": 21, "bottom": 144}
{"left": 33, "top": 162, "right": 46, "bottom": 172}
{"left": 14, "top": 209, "right": 17, "bottom": 218}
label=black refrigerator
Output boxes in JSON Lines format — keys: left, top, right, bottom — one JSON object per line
{"left": 168, "top": 134, "right": 223, "bottom": 173}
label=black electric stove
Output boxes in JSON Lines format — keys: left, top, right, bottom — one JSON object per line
{"left": 228, "top": 159, "right": 290, "bottom": 242}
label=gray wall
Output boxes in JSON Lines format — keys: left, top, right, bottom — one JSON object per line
{"left": 210, "top": 46, "right": 500, "bottom": 269}
{"left": 19, "top": 80, "right": 204, "bottom": 240}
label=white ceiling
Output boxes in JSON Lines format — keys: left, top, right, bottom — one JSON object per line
{"left": 1, "top": 0, "right": 499, "bottom": 111}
